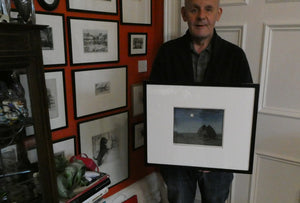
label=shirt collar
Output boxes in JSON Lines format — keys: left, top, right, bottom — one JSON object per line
{"left": 190, "top": 42, "right": 212, "bottom": 55}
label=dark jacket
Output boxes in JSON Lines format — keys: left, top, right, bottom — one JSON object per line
{"left": 150, "top": 30, "right": 253, "bottom": 84}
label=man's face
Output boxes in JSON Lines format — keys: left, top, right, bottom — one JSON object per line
{"left": 182, "top": 0, "right": 222, "bottom": 42}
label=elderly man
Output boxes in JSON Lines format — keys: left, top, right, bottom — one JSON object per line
{"left": 150, "top": 0, "right": 252, "bottom": 202}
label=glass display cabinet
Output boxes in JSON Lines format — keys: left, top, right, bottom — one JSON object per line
{"left": 0, "top": 23, "right": 58, "bottom": 202}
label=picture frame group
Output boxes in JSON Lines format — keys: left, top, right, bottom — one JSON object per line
{"left": 145, "top": 82, "right": 259, "bottom": 173}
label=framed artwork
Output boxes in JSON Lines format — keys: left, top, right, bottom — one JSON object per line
{"left": 67, "top": 0, "right": 118, "bottom": 14}
{"left": 0, "top": 145, "right": 18, "bottom": 171}
{"left": 45, "top": 70, "right": 68, "bottom": 131}
{"left": 131, "top": 83, "right": 144, "bottom": 117}
{"left": 27, "top": 136, "right": 76, "bottom": 163}
{"left": 220, "top": 0, "right": 248, "bottom": 6}
{"left": 128, "top": 33, "right": 147, "bottom": 56}
{"left": 120, "top": 0, "right": 152, "bottom": 25}
{"left": 19, "top": 73, "right": 33, "bottom": 136}
{"left": 67, "top": 17, "right": 119, "bottom": 65}
{"left": 53, "top": 136, "right": 76, "bottom": 160}
{"left": 72, "top": 66, "right": 127, "bottom": 119}
{"left": 78, "top": 111, "right": 129, "bottom": 186}
{"left": 36, "top": 12, "right": 67, "bottom": 67}
{"left": 145, "top": 83, "right": 259, "bottom": 173}
{"left": 37, "top": 0, "right": 59, "bottom": 11}
{"left": 133, "top": 122, "right": 145, "bottom": 150}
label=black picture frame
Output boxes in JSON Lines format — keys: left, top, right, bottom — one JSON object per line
{"left": 72, "top": 66, "right": 128, "bottom": 119}
{"left": 128, "top": 33, "right": 147, "bottom": 56}
{"left": 120, "top": 0, "right": 152, "bottom": 26}
{"left": 36, "top": 12, "right": 67, "bottom": 67}
{"left": 131, "top": 83, "right": 144, "bottom": 117}
{"left": 133, "top": 122, "right": 145, "bottom": 150}
{"left": 44, "top": 69, "right": 68, "bottom": 131}
{"left": 67, "top": 17, "right": 120, "bottom": 66}
{"left": 66, "top": 0, "right": 118, "bottom": 15}
{"left": 145, "top": 82, "right": 259, "bottom": 174}
{"left": 37, "top": 0, "right": 59, "bottom": 11}
{"left": 53, "top": 136, "right": 77, "bottom": 159}
{"left": 78, "top": 111, "right": 129, "bottom": 186}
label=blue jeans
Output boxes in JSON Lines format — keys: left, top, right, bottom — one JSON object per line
{"left": 161, "top": 166, "right": 233, "bottom": 203}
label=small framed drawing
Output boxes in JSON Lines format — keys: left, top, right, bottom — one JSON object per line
{"left": 67, "top": 17, "right": 119, "bottom": 65}
{"left": 0, "top": 145, "right": 18, "bottom": 171}
{"left": 36, "top": 12, "right": 67, "bottom": 67}
{"left": 27, "top": 136, "right": 76, "bottom": 164}
{"left": 145, "top": 82, "right": 259, "bottom": 173}
{"left": 67, "top": 0, "right": 117, "bottom": 15}
{"left": 120, "top": 0, "right": 152, "bottom": 25}
{"left": 129, "top": 33, "right": 147, "bottom": 56}
{"left": 78, "top": 111, "right": 128, "bottom": 186}
{"left": 133, "top": 122, "right": 145, "bottom": 150}
{"left": 53, "top": 136, "right": 76, "bottom": 160}
{"left": 131, "top": 83, "right": 144, "bottom": 117}
{"left": 45, "top": 70, "right": 68, "bottom": 131}
{"left": 72, "top": 66, "right": 127, "bottom": 119}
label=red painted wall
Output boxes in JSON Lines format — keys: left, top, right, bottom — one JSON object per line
{"left": 33, "top": 0, "right": 164, "bottom": 196}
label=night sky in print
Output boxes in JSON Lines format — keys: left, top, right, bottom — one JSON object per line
{"left": 173, "top": 108, "right": 224, "bottom": 146}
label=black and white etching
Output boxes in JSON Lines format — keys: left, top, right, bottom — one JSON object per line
{"left": 133, "top": 37, "right": 144, "bottom": 49}
{"left": 40, "top": 27, "right": 54, "bottom": 50}
{"left": 83, "top": 29, "right": 108, "bottom": 53}
{"left": 45, "top": 78, "right": 59, "bottom": 119}
{"left": 95, "top": 81, "right": 111, "bottom": 95}
{"left": 92, "top": 131, "right": 120, "bottom": 166}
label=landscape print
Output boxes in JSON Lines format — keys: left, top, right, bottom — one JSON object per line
{"left": 174, "top": 107, "right": 224, "bottom": 147}
{"left": 83, "top": 29, "right": 108, "bottom": 53}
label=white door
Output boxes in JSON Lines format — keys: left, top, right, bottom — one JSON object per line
{"left": 164, "top": 0, "right": 300, "bottom": 202}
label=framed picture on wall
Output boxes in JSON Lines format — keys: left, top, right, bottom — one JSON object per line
{"left": 27, "top": 136, "right": 76, "bottom": 164}
{"left": 133, "top": 122, "right": 145, "bottom": 150}
{"left": 131, "top": 83, "right": 144, "bottom": 117}
{"left": 120, "top": 0, "right": 152, "bottom": 25}
{"left": 67, "top": 0, "right": 118, "bottom": 14}
{"left": 0, "top": 145, "right": 18, "bottom": 171}
{"left": 145, "top": 82, "right": 259, "bottom": 173}
{"left": 45, "top": 70, "right": 68, "bottom": 131}
{"left": 78, "top": 111, "right": 129, "bottom": 186}
{"left": 72, "top": 66, "right": 127, "bottom": 119}
{"left": 67, "top": 17, "right": 119, "bottom": 65}
{"left": 36, "top": 12, "right": 67, "bottom": 67}
{"left": 220, "top": 0, "right": 248, "bottom": 6}
{"left": 53, "top": 136, "right": 77, "bottom": 160}
{"left": 128, "top": 33, "right": 147, "bottom": 56}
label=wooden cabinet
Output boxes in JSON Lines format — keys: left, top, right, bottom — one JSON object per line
{"left": 0, "top": 23, "right": 58, "bottom": 202}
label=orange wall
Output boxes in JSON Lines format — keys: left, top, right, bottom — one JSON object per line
{"left": 34, "top": 0, "right": 164, "bottom": 196}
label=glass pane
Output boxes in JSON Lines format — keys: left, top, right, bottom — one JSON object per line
{"left": 0, "top": 66, "right": 43, "bottom": 202}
